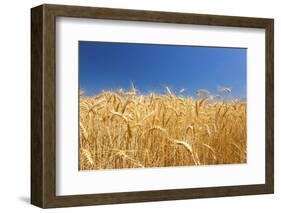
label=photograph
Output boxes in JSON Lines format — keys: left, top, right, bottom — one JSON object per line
{"left": 78, "top": 41, "right": 247, "bottom": 170}
{"left": 30, "top": 4, "right": 274, "bottom": 208}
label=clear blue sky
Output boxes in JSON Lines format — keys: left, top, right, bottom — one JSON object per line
{"left": 79, "top": 41, "right": 246, "bottom": 98}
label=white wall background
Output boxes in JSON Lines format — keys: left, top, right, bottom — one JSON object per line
{"left": 0, "top": 0, "right": 279, "bottom": 212}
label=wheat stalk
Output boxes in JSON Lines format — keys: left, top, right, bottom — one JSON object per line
{"left": 79, "top": 87, "right": 246, "bottom": 170}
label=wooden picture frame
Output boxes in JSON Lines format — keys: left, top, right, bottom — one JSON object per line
{"left": 31, "top": 4, "right": 274, "bottom": 208}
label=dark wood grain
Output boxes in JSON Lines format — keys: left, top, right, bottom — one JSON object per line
{"left": 31, "top": 5, "right": 43, "bottom": 207}
{"left": 44, "top": 4, "right": 272, "bottom": 28}
{"left": 31, "top": 4, "right": 57, "bottom": 208}
{"left": 31, "top": 4, "right": 274, "bottom": 208}
{"left": 265, "top": 20, "right": 274, "bottom": 193}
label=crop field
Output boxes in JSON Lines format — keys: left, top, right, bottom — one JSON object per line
{"left": 79, "top": 87, "right": 247, "bottom": 170}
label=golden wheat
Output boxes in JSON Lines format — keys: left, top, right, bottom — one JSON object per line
{"left": 79, "top": 88, "right": 247, "bottom": 170}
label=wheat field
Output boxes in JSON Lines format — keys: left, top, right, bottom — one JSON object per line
{"left": 79, "top": 87, "right": 246, "bottom": 170}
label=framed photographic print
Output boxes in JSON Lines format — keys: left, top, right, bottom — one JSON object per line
{"left": 31, "top": 4, "right": 274, "bottom": 208}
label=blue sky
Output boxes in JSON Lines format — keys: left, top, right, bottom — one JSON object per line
{"left": 79, "top": 41, "right": 246, "bottom": 98}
